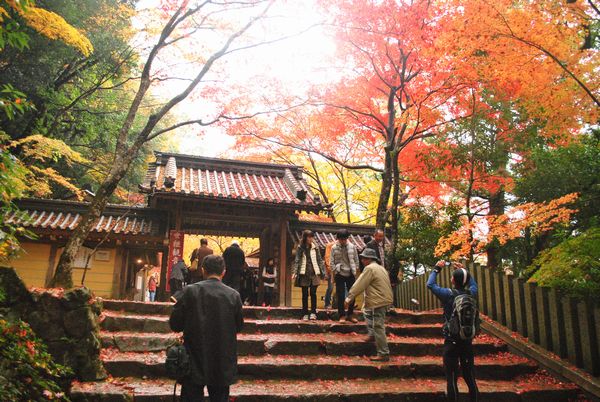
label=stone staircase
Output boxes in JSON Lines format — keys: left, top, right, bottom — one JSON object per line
{"left": 70, "top": 300, "right": 586, "bottom": 401}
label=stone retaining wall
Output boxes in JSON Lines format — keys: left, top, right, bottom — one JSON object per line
{"left": 0, "top": 267, "right": 106, "bottom": 381}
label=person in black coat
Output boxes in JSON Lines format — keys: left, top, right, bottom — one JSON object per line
{"left": 366, "top": 229, "right": 399, "bottom": 285}
{"left": 222, "top": 241, "right": 246, "bottom": 292}
{"left": 169, "top": 255, "right": 244, "bottom": 402}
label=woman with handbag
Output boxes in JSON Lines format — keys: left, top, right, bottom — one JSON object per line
{"left": 292, "top": 230, "right": 325, "bottom": 321}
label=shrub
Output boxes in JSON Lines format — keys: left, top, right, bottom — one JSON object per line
{"left": 528, "top": 227, "right": 600, "bottom": 301}
{"left": 0, "top": 318, "right": 72, "bottom": 401}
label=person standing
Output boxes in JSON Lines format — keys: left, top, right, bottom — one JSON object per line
{"left": 292, "top": 230, "right": 325, "bottom": 321}
{"left": 170, "top": 258, "right": 187, "bottom": 299}
{"left": 427, "top": 261, "right": 479, "bottom": 402}
{"left": 330, "top": 229, "right": 359, "bottom": 323}
{"left": 323, "top": 241, "right": 335, "bottom": 310}
{"left": 169, "top": 255, "right": 243, "bottom": 402}
{"left": 366, "top": 229, "right": 387, "bottom": 275}
{"left": 190, "top": 238, "right": 213, "bottom": 283}
{"left": 222, "top": 240, "right": 245, "bottom": 292}
{"left": 261, "top": 258, "right": 277, "bottom": 306}
{"left": 344, "top": 248, "right": 393, "bottom": 362}
{"left": 147, "top": 274, "right": 157, "bottom": 302}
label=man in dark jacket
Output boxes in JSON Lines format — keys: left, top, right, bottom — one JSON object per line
{"left": 222, "top": 241, "right": 245, "bottom": 291}
{"left": 169, "top": 255, "right": 244, "bottom": 402}
{"left": 427, "top": 260, "right": 479, "bottom": 402}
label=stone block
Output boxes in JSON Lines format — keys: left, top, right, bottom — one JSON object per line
{"left": 61, "top": 287, "right": 93, "bottom": 310}
{"left": 64, "top": 307, "right": 96, "bottom": 338}
{"left": 27, "top": 310, "right": 66, "bottom": 341}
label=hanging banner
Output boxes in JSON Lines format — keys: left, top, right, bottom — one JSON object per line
{"left": 166, "top": 230, "right": 185, "bottom": 292}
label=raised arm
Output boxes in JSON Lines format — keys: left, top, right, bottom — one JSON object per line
{"left": 468, "top": 276, "right": 478, "bottom": 299}
{"left": 426, "top": 271, "right": 452, "bottom": 303}
{"left": 346, "top": 267, "right": 373, "bottom": 302}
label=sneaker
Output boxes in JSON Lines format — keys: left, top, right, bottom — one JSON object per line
{"left": 370, "top": 355, "right": 390, "bottom": 362}
{"left": 309, "top": 313, "right": 317, "bottom": 320}
{"left": 302, "top": 314, "right": 309, "bottom": 321}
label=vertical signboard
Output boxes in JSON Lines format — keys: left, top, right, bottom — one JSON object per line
{"left": 166, "top": 230, "right": 185, "bottom": 291}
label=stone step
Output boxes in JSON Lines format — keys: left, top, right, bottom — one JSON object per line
{"left": 70, "top": 375, "right": 582, "bottom": 402}
{"left": 99, "top": 331, "right": 507, "bottom": 356}
{"left": 101, "top": 350, "right": 538, "bottom": 380}
{"left": 101, "top": 299, "right": 440, "bottom": 324}
{"left": 100, "top": 312, "right": 444, "bottom": 337}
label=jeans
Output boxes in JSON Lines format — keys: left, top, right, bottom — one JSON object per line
{"left": 148, "top": 291, "right": 156, "bottom": 302}
{"left": 180, "top": 378, "right": 229, "bottom": 402}
{"left": 301, "top": 285, "right": 318, "bottom": 315}
{"left": 335, "top": 274, "right": 355, "bottom": 318}
{"left": 264, "top": 286, "right": 274, "bottom": 306}
{"left": 324, "top": 277, "right": 333, "bottom": 307}
{"left": 364, "top": 306, "right": 389, "bottom": 356}
{"left": 443, "top": 339, "right": 478, "bottom": 401}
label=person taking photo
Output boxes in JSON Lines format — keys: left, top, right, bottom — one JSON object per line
{"left": 427, "top": 260, "right": 480, "bottom": 402}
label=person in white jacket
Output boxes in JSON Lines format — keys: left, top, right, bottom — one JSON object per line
{"left": 330, "top": 229, "right": 359, "bottom": 323}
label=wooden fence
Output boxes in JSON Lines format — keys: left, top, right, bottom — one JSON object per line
{"left": 395, "top": 263, "right": 600, "bottom": 376}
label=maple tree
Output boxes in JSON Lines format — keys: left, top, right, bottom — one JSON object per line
{"left": 50, "top": 0, "right": 291, "bottom": 288}
{"left": 435, "top": 193, "right": 579, "bottom": 261}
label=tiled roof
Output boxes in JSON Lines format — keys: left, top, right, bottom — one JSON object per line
{"left": 141, "top": 152, "right": 325, "bottom": 211}
{"left": 290, "top": 221, "right": 390, "bottom": 249}
{"left": 9, "top": 199, "right": 162, "bottom": 237}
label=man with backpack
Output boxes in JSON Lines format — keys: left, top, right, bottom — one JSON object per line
{"left": 169, "top": 255, "right": 243, "bottom": 401}
{"left": 427, "top": 260, "right": 479, "bottom": 402}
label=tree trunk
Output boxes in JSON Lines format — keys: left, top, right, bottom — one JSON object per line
{"left": 50, "top": 162, "right": 130, "bottom": 288}
{"left": 375, "top": 148, "right": 393, "bottom": 229}
{"left": 389, "top": 149, "right": 402, "bottom": 284}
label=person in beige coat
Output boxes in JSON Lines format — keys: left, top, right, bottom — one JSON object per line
{"left": 344, "top": 248, "right": 393, "bottom": 362}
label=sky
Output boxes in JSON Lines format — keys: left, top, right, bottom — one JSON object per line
{"left": 134, "top": 0, "right": 337, "bottom": 157}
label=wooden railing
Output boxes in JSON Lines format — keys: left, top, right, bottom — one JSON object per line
{"left": 395, "top": 263, "right": 600, "bottom": 376}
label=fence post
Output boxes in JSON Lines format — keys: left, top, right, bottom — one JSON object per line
{"left": 484, "top": 268, "right": 497, "bottom": 320}
{"left": 524, "top": 281, "right": 540, "bottom": 344}
{"left": 513, "top": 277, "right": 528, "bottom": 337}
{"left": 503, "top": 274, "right": 516, "bottom": 331}
{"left": 548, "top": 288, "right": 567, "bottom": 358}
{"left": 577, "top": 301, "right": 599, "bottom": 375}
{"left": 562, "top": 296, "right": 583, "bottom": 367}
{"left": 535, "top": 286, "right": 553, "bottom": 350}
{"left": 493, "top": 270, "right": 506, "bottom": 326}
{"left": 474, "top": 264, "right": 485, "bottom": 314}
{"left": 417, "top": 275, "right": 424, "bottom": 310}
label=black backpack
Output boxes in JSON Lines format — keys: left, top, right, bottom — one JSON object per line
{"left": 446, "top": 290, "right": 481, "bottom": 341}
{"left": 165, "top": 344, "right": 190, "bottom": 382}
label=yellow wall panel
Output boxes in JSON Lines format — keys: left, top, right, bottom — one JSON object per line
{"left": 12, "top": 243, "right": 118, "bottom": 298}
{"left": 67, "top": 249, "right": 116, "bottom": 298}
{"left": 11, "top": 242, "right": 51, "bottom": 288}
